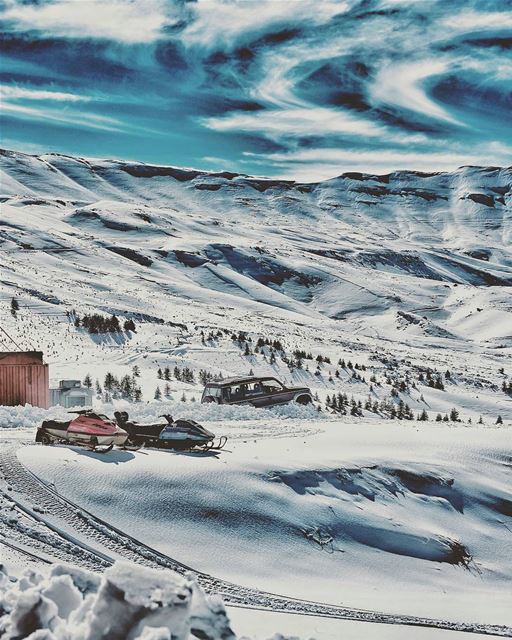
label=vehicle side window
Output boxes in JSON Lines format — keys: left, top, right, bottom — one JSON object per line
{"left": 232, "top": 386, "right": 243, "bottom": 400}
{"left": 245, "top": 382, "right": 264, "bottom": 396}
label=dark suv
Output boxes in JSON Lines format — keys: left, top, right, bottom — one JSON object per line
{"left": 201, "top": 376, "right": 313, "bottom": 408}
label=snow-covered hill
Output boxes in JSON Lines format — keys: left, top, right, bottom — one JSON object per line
{"left": 0, "top": 148, "right": 511, "bottom": 423}
{"left": 1, "top": 149, "right": 512, "bottom": 638}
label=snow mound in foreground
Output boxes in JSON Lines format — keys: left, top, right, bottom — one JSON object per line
{"left": 0, "top": 560, "right": 275, "bottom": 640}
{"left": 0, "top": 400, "right": 324, "bottom": 429}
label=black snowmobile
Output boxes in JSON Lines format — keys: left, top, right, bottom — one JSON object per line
{"left": 114, "top": 411, "right": 227, "bottom": 452}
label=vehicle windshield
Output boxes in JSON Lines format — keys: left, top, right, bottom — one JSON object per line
{"left": 260, "top": 378, "right": 285, "bottom": 392}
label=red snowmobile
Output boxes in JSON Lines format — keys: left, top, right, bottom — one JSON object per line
{"left": 35, "top": 410, "right": 128, "bottom": 453}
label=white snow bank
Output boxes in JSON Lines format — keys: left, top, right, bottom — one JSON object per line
{"left": 0, "top": 561, "right": 238, "bottom": 640}
{"left": 0, "top": 400, "right": 324, "bottom": 430}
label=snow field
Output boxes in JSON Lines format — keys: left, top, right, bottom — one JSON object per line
{"left": 17, "top": 420, "right": 512, "bottom": 627}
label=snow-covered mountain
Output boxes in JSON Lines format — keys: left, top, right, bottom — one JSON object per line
{"left": 1, "top": 149, "right": 512, "bottom": 639}
{"left": 0, "top": 148, "right": 511, "bottom": 421}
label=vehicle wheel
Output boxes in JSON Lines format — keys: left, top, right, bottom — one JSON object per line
{"left": 41, "top": 433, "right": 52, "bottom": 446}
{"left": 296, "top": 394, "right": 312, "bottom": 405}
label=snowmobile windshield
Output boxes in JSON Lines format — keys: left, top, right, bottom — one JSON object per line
{"left": 88, "top": 413, "right": 110, "bottom": 421}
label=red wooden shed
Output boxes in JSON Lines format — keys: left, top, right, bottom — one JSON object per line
{"left": 0, "top": 351, "right": 49, "bottom": 408}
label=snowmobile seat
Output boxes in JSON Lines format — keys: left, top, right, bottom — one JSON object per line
{"left": 41, "top": 419, "right": 71, "bottom": 430}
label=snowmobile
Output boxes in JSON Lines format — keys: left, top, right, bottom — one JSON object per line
{"left": 36, "top": 410, "right": 128, "bottom": 453}
{"left": 114, "top": 411, "right": 228, "bottom": 452}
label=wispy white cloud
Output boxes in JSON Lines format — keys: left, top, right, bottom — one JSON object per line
{"left": 1, "top": 84, "right": 91, "bottom": 102}
{"left": 2, "top": 102, "right": 127, "bottom": 132}
{"left": 441, "top": 10, "right": 512, "bottom": 32}
{"left": 1, "top": 0, "right": 172, "bottom": 43}
{"left": 244, "top": 143, "right": 512, "bottom": 180}
{"left": 182, "top": 0, "right": 351, "bottom": 49}
{"left": 203, "top": 106, "right": 388, "bottom": 139}
{"left": 370, "top": 59, "right": 463, "bottom": 125}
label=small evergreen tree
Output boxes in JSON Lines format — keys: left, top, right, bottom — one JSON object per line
{"left": 83, "top": 374, "right": 92, "bottom": 389}
{"left": 10, "top": 297, "right": 19, "bottom": 317}
{"left": 104, "top": 372, "right": 115, "bottom": 391}
{"left": 496, "top": 415, "right": 503, "bottom": 425}
{"left": 124, "top": 319, "right": 136, "bottom": 332}
{"left": 154, "top": 386, "right": 162, "bottom": 400}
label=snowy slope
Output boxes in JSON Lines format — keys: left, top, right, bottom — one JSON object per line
{"left": 1, "top": 149, "right": 511, "bottom": 425}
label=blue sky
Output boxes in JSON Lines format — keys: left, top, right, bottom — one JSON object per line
{"left": 1, "top": 0, "right": 511, "bottom": 179}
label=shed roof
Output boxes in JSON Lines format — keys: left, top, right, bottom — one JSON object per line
{"left": 0, "top": 351, "right": 45, "bottom": 365}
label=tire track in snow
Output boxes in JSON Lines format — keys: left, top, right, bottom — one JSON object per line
{"left": 1, "top": 444, "right": 511, "bottom": 637}
{"left": 0, "top": 538, "right": 52, "bottom": 565}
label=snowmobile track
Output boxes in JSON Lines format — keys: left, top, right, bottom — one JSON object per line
{"left": 0, "top": 538, "right": 52, "bottom": 565}
{"left": 1, "top": 444, "right": 511, "bottom": 637}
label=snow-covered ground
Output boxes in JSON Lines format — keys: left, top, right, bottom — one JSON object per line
{"left": 14, "top": 420, "right": 512, "bottom": 625}
{"left": 1, "top": 150, "right": 511, "bottom": 638}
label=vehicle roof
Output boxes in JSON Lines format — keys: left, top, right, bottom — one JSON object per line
{"left": 208, "top": 376, "right": 280, "bottom": 387}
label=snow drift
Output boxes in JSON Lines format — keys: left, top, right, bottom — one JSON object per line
{"left": 0, "top": 560, "right": 235, "bottom": 640}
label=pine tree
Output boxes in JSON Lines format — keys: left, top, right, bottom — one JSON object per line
{"left": 154, "top": 386, "right": 162, "bottom": 400}
{"left": 435, "top": 413, "right": 442, "bottom": 422}
{"left": 95, "top": 380, "right": 102, "bottom": 397}
{"left": 104, "top": 372, "right": 115, "bottom": 391}
{"left": 496, "top": 415, "right": 503, "bottom": 425}
{"left": 120, "top": 375, "right": 133, "bottom": 400}
{"left": 164, "top": 367, "right": 171, "bottom": 381}
{"left": 478, "top": 415, "right": 484, "bottom": 425}
{"left": 157, "top": 368, "right": 163, "bottom": 379}
{"left": 164, "top": 383, "right": 172, "bottom": 398}
{"left": 83, "top": 374, "right": 92, "bottom": 389}
{"left": 449, "top": 407, "right": 460, "bottom": 422}
{"left": 10, "top": 297, "right": 19, "bottom": 317}
{"left": 181, "top": 392, "right": 187, "bottom": 402}
{"left": 124, "top": 319, "right": 136, "bottom": 332}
